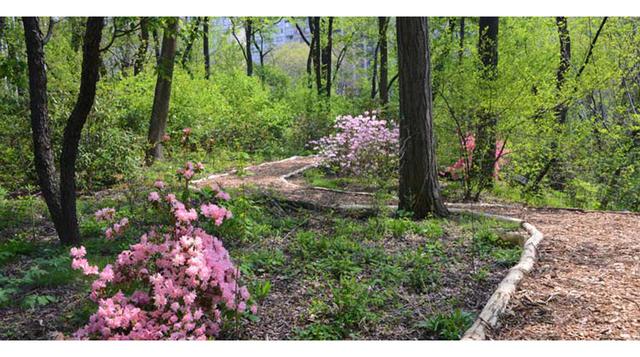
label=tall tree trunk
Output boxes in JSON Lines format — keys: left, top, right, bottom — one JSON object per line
{"left": 23, "top": 17, "right": 104, "bottom": 245}
{"left": 59, "top": 17, "right": 105, "bottom": 246}
{"left": 323, "top": 17, "right": 333, "bottom": 97}
{"left": 378, "top": 17, "right": 389, "bottom": 108}
{"left": 474, "top": 17, "right": 500, "bottom": 196}
{"left": 303, "top": 18, "right": 315, "bottom": 88}
{"left": 245, "top": 18, "right": 253, "bottom": 76}
{"left": 147, "top": 17, "right": 179, "bottom": 164}
{"left": 181, "top": 17, "right": 202, "bottom": 72}
{"left": 370, "top": 42, "right": 379, "bottom": 99}
{"left": 555, "top": 16, "right": 571, "bottom": 124}
{"left": 134, "top": 17, "right": 149, "bottom": 76}
{"left": 396, "top": 17, "right": 449, "bottom": 219}
{"left": 203, "top": 17, "right": 210, "bottom": 79}
{"left": 312, "top": 17, "right": 322, "bottom": 95}
{"left": 22, "top": 17, "right": 64, "bottom": 239}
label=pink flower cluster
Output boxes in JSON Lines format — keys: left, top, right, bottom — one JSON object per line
{"left": 176, "top": 161, "right": 204, "bottom": 181}
{"left": 105, "top": 218, "right": 129, "bottom": 240}
{"left": 70, "top": 185, "right": 248, "bottom": 340}
{"left": 181, "top": 127, "right": 192, "bottom": 145}
{"left": 312, "top": 111, "right": 399, "bottom": 177}
{"left": 200, "top": 204, "right": 233, "bottom": 226}
{"left": 443, "top": 133, "right": 511, "bottom": 180}
{"left": 72, "top": 174, "right": 249, "bottom": 340}
{"left": 95, "top": 208, "right": 116, "bottom": 221}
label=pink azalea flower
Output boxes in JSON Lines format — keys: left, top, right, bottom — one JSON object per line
{"left": 148, "top": 191, "right": 160, "bottom": 202}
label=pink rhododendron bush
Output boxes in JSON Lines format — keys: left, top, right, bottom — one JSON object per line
{"left": 69, "top": 162, "right": 254, "bottom": 340}
{"left": 312, "top": 111, "right": 399, "bottom": 178}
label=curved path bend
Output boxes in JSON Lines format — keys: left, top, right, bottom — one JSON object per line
{"left": 195, "top": 156, "right": 640, "bottom": 340}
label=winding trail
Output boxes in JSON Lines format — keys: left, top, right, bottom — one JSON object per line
{"left": 195, "top": 156, "right": 640, "bottom": 340}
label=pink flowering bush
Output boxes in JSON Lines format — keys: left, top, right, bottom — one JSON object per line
{"left": 443, "top": 133, "right": 511, "bottom": 180}
{"left": 70, "top": 163, "right": 252, "bottom": 340}
{"left": 311, "top": 111, "right": 399, "bottom": 178}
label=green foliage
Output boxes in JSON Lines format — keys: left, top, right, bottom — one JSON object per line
{"left": 418, "top": 308, "right": 475, "bottom": 340}
{"left": 298, "top": 277, "right": 380, "bottom": 339}
{"left": 22, "top": 294, "right": 58, "bottom": 309}
{"left": 400, "top": 246, "right": 443, "bottom": 293}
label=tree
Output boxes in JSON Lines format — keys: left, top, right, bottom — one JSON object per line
{"left": 472, "top": 17, "right": 500, "bottom": 196}
{"left": 146, "top": 17, "right": 179, "bottom": 164}
{"left": 378, "top": 17, "right": 389, "bottom": 108}
{"left": 230, "top": 17, "right": 254, "bottom": 76}
{"left": 133, "top": 17, "right": 150, "bottom": 76}
{"left": 308, "top": 17, "right": 334, "bottom": 98}
{"left": 23, "top": 16, "right": 105, "bottom": 245}
{"left": 396, "top": 17, "right": 449, "bottom": 219}
{"left": 180, "top": 17, "right": 202, "bottom": 74}
{"left": 203, "top": 17, "right": 210, "bottom": 79}
{"left": 529, "top": 17, "right": 608, "bottom": 191}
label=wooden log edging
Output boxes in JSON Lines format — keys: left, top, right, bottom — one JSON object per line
{"left": 453, "top": 208, "right": 544, "bottom": 340}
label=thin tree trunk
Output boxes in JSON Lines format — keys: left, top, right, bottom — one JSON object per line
{"left": 555, "top": 16, "right": 571, "bottom": 124}
{"left": 152, "top": 27, "right": 161, "bottom": 65}
{"left": 147, "top": 17, "right": 179, "bottom": 164}
{"left": 324, "top": 17, "right": 333, "bottom": 97}
{"left": 181, "top": 17, "right": 202, "bottom": 72}
{"left": 203, "top": 17, "right": 210, "bottom": 79}
{"left": 245, "top": 18, "right": 253, "bottom": 76}
{"left": 458, "top": 17, "right": 465, "bottom": 62}
{"left": 396, "top": 17, "right": 449, "bottom": 219}
{"left": 59, "top": 17, "right": 105, "bottom": 246}
{"left": 0, "top": 17, "right": 5, "bottom": 39}
{"left": 134, "top": 17, "right": 149, "bottom": 76}
{"left": 474, "top": 17, "right": 500, "bottom": 195}
{"left": 22, "top": 17, "right": 64, "bottom": 239}
{"left": 378, "top": 17, "right": 389, "bottom": 108}
{"left": 312, "top": 17, "right": 322, "bottom": 95}
{"left": 370, "top": 42, "right": 379, "bottom": 99}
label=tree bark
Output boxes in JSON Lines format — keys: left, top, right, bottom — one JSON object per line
{"left": 555, "top": 16, "right": 571, "bottom": 124}
{"left": 0, "top": 17, "right": 5, "bottom": 41}
{"left": 245, "top": 18, "right": 253, "bottom": 76}
{"left": 323, "top": 17, "right": 333, "bottom": 97}
{"left": 396, "top": 17, "right": 449, "bottom": 219}
{"left": 59, "top": 17, "right": 105, "bottom": 245}
{"left": 23, "top": 17, "right": 105, "bottom": 245}
{"left": 203, "top": 17, "right": 210, "bottom": 79}
{"left": 378, "top": 17, "right": 389, "bottom": 108}
{"left": 152, "top": 27, "right": 161, "bottom": 65}
{"left": 181, "top": 17, "right": 202, "bottom": 72}
{"left": 22, "top": 17, "right": 65, "bottom": 239}
{"left": 134, "top": 17, "right": 149, "bottom": 76}
{"left": 474, "top": 17, "right": 500, "bottom": 194}
{"left": 458, "top": 17, "right": 465, "bottom": 62}
{"left": 370, "top": 42, "right": 379, "bottom": 99}
{"left": 147, "top": 17, "right": 179, "bottom": 164}
{"left": 311, "top": 17, "right": 322, "bottom": 95}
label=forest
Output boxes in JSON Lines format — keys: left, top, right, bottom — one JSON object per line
{"left": 0, "top": 16, "right": 639, "bottom": 341}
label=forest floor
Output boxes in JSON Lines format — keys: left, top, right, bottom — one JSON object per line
{"left": 196, "top": 155, "right": 640, "bottom": 340}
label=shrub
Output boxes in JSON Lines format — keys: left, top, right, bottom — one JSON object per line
{"left": 312, "top": 112, "right": 399, "bottom": 178}
{"left": 68, "top": 162, "right": 255, "bottom": 340}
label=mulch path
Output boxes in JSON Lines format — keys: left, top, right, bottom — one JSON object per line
{"left": 459, "top": 205, "right": 640, "bottom": 340}
{"left": 196, "top": 156, "right": 640, "bottom": 340}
